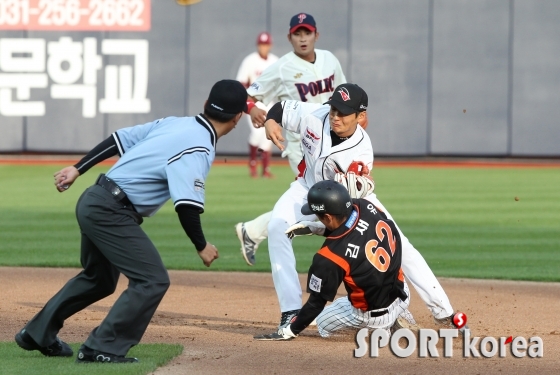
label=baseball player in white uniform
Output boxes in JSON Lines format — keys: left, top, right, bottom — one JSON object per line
{"left": 260, "top": 84, "right": 463, "bottom": 333}
{"left": 262, "top": 83, "right": 376, "bottom": 327}
{"left": 236, "top": 13, "right": 347, "bottom": 265}
{"left": 246, "top": 13, "right": 346, "bottom": 172}
{"left": 236, "top": 32, "right": 279, "bottom": 178}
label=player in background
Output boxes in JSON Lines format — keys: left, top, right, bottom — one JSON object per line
{"left": 236, "top": 32, "right": 279, "bottom": 178}
{"left": 237, "top": 12, "right": 347, "bottom": 266}
{"left": 255, "top": 180, "right": 411, "bottom": 340}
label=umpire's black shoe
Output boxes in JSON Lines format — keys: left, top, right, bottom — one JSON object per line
{"left": 76, "top": 345, "right": 139, "bottom": 364}
{"left": 15, "top": 329, "right": 73, "bottom": 357}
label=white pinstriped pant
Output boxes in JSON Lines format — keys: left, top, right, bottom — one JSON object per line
{"left": 316, "top": 282, "right": 411, "bottom": 337}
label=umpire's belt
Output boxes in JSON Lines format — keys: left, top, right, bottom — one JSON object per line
{"left": 96, "top": 174, "right": 135, "bottom": 210}
{"left": 369, "top": 308, "right": 388, "bottom": 318}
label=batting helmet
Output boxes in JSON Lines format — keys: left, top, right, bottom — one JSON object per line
{"left": 301, "top": 180, "right": 353, "bottom": 216}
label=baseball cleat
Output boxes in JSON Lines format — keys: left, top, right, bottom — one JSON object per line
{"left": 254, "top": 332, "right": 295, "bottom": 341}
{"left": 235, "top": 222, "right": 258, "bottom": 266}
{"left": 278, "top": 309, "right": 300, "bottom": 329}
{"left": 434, "top": 312, "right": 469, "bottom": 335}
{"left": 15, "top": 329, "right": 73, "bottom": 357}
{"left": 391, "top": 309, "right": 420, "bottom": 334}
{"left": 76, "top": 345, "right": 139, "bottom": 363}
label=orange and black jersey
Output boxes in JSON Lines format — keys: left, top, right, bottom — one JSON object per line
{"left": 306, "top": 198, "right": 407, "bottom": 311}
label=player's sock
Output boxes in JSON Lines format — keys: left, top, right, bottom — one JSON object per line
{"left": 261, "top": 151, "right": 272, "bottom": 178}
{"left": 249, "top": 145, "right": 258, "bottom": 177}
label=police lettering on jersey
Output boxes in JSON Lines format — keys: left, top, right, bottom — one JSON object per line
{"left": 246, "top": 49, "right": 346, "bottom": 106}
{"left": 294, "top": 74, "right": 335, "bottom": 102}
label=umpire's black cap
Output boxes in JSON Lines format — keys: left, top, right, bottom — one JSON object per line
{"left": 324, "top": 83, "right": 368, "bottom": 115}
{"left": 206, "top": 79, "right": 248, "bottom": 114}
{"left": 301, "top": 180, "right": 352, "bottom": 216}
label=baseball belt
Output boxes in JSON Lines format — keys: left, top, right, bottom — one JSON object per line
{"left": 95, "top": 174, "right": 135, "bottom": 211}
{"left": 369, "top": 308, "right": 388, "bottom": 318}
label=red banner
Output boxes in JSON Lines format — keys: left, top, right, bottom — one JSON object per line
{"left": 0, "top": 0, "right": 150, "bottom": 31}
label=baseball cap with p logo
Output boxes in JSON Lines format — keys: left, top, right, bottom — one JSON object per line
{"left": 323, "top": 83, "right": 368, "bottom": 115}
{"left": 289, "top": 13, "right": 316, "bottom": 33}
{"left": 205, "top": 79, "right": 248, "bottom": 115}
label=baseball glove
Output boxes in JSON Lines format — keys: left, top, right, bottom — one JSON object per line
{"left": 347, "top": 161, "right": 370, "bottom": 176}
{"left": 334, "top": 172, "right": 375, "bottom": 199}
{"left": 285, "top": 221, "right": 326, "bottom": 239}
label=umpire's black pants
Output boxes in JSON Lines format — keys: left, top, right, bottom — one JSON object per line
{"left": 24, "top": 184, "right": 170, "bottom": 356}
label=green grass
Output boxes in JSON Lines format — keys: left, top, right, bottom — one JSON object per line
{"left": 0, "top": 342, "right": 182, "bottom": 375}
{"left": 371, "top": 166, "right": 560, "bottom": 281}
{"left": 0, "top": 163, "right": 559, "bottom": 281}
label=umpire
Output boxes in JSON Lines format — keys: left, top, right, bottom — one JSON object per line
{"left": 15, "top": 79, "right": 248, "bottom": 363}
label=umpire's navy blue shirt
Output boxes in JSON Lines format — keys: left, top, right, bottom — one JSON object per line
{"left": 106, "top": 114, "right": 216, "bottom": 217}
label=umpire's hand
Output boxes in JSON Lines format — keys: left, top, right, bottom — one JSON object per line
{"left": 54, "top": 166, "right": 80, "bottom": 192}
{"left": 198, "top": 242, "right": 219, "bottom": 267}
{"left": 249, "top": 106, "right": 267, "bottom": 128}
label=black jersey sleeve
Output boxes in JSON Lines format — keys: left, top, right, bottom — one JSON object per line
{"left": 306, "top": 250, "right": 345, "bottom": 302}
{"left": 290, "top": 293, "right": 328, "bottom": 334}
{"left": 74, "top": 136, "right": 118, "bottom": 174}
{"left": 265, "top": 101, "right": 283, "bottom": 124}
{"left": 176, "top": 204, "right": 207, "bottom": 251}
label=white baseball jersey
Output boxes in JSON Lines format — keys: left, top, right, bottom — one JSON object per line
{"left": 236, "top": 51, "right": 278, "bottom": 149}
{"left": 247, "top": 49, "right": 346, "bottom": 105}
{"left": 247, "top": 49, "right": 347, "bottom": 163}
{"left": 280, "top": 100, "right": 373, "bottom": 187}
{"left": 236, "top": 52, "right": 278, "bottom": 87}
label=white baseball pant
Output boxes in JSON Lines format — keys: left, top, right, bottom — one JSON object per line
{"left": 244, "top": 211, "right": 272, "bottom": 243}
{"left": 268, "top": 179, "right": 316, "bottom": 312}
{"left": 316, "top": 282, "right": 411, "bottom": 337}
{"left": 241, "top": 133, "right": 302, "bottom": 246}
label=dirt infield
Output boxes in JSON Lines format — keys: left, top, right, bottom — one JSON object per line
{"left": 1, "top": 267, "right": 558, "bottom": 374}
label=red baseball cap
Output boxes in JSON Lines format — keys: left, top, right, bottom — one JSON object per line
{"left": 256, "top": 32, "right": 272, "bottom": 45}
{"left": 289, "top": 13, "right": 316, "bottom": 33}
